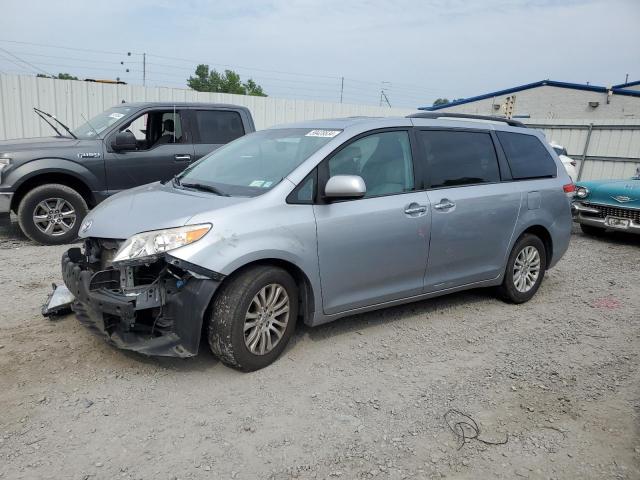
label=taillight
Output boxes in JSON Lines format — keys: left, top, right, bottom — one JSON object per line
{"left": 563, "top": 183, "right": 575, "bottom": 198}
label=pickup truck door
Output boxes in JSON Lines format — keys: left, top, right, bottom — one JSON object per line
{"left": 190, "top": 109, "right": 247, "bottom": 161}
{"left": 103, "top": 109, "right": 195, "bottom": 193}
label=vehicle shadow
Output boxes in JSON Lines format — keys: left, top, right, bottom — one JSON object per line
{"left": 294, "top": 288, "right": 492, "bottom": 344}
{"left": 574, "top": 223, "right": 640, "bottom": 246}
{"left": 119, "top": 289, "right": 493, "bottom": 373}
{"left": 0, "top": 213, "right": 31, "bottom": 245}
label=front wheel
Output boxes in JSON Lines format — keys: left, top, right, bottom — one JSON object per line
{"left": 17, "top": 184, "right": 88, "bottom": 245}
{"left": 208, "top": 265, "right": 298, "bottom": 371}
{"left": 497, "top": 234, "right": 547, "bottom": 304}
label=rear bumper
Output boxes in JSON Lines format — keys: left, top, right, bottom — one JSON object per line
{"left": 61, "top": 248, "right": 221, "bottom": 357}
{"left": 0, "top": 192, "right": 13, "bottom": 213}
{"left": 572, "top": 202, "right": 640, "bottom": 233}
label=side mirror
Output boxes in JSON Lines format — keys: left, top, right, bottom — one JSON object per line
{"left": 324, "top": 175, "right": 366, "bottom": 200}
{"left": 111, "top": 131, "right": 137, "bottom": 151}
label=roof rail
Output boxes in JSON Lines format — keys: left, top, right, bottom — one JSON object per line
{"left": 407, "top": 112, "right": 526, "bottom": 128}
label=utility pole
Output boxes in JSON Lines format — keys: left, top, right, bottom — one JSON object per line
{"left": 625, "top": 73, "right": 629, "bottom": 85}
{"left": 126, "top": 52, "right": 146, "bottom": 85}
{"left": 340, "top": 76, "right": 344, "bottom": 103}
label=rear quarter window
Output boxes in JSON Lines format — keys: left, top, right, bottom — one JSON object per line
{"left": 497, "top": 131, "right": 557, "bottom": 179}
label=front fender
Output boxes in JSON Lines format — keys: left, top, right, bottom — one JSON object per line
{"left": 5, "top": 157, "right": 104, "bottom": 192}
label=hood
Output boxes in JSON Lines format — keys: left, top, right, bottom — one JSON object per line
{"left": 0, "top": 136, "right": 82, "bottom": 152}
{"left": 578, "top": 178, "right": 640, "bottom": 209}
{"left": 81, "top": 181, "right": 250, "bottom": 239}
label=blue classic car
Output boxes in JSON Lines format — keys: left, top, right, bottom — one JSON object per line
{"left": 573, "top": 168, "right": 640, "bottom": 235}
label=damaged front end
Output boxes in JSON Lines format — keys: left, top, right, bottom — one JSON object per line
{"left": 61, "top": 238, "right": 223, "bottom": 357}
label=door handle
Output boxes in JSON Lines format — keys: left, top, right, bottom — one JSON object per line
{"left": 404, "top": 204, "right": 428, "bottom": 215}
{"left": 434, "top": 199, "right": 455, "bottom": 210}
{"left": 174, "top": 154, "right": 191, "bottom": 161}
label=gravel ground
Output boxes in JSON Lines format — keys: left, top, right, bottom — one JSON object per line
{"left": 0, "top": 213, "right": 639, "bottom": 480}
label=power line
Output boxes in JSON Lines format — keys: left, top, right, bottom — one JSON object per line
{"left": 0, "top": 47, "right": 53, "bottom": 76}
{"left": 0, "top": 39, "right": 134, "bottom": 56}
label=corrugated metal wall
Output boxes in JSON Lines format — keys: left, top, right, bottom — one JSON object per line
{"left": 524, "top": 118, "right": 640, "bottom": 180}
{"left": 0, "top": 73, "right": 414, "bottom": 139}
{"left": 1, "top": 74, "right": 639, "bottom": 181}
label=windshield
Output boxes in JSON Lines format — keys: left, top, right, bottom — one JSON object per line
{"left": 72, "top": 106, "right": 135, "bottom": 139}
{"left": 177, "top": 128, "right": 341, "bottom": 197}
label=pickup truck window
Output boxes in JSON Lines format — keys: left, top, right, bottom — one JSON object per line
{"left": 195, "top": 110, "right": 245, "bottom": 144}
{"left": 119, "top": 110, "right": 185, "bottom": 150}
{"left": 72, "top": 106, "right": 134, "bottom": 139}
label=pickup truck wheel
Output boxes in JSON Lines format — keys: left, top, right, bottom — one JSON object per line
{"left": 17, "top": 184, "right": 88, "bottom": 245}
{"left": 208, "top": 265, "right": 298, "bottom": 371}
{"left": 497, "top": 233, "right": 546, "bottom": 304}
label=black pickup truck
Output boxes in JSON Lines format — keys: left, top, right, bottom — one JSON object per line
{"left": 0, "top": 102, "right": 255, "bottom": 244}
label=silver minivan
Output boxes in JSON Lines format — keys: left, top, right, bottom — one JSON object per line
{"left": 62, "top": 113, "right": 573, "bottom": 370}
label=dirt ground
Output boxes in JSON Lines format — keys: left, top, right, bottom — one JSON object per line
{"left": 0, "top": 214, "right": 638, "bottom": 480}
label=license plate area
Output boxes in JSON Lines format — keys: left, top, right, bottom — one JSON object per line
{"left": 605, "top": 216, "right": 630, "bottom": 228}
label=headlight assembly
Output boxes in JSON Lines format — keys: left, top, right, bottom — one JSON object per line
{"left": 575, "top": 186, "right": 589, "bottom": 199}
{"left": 113, "top": 224, "right": 211, "bottom": 263}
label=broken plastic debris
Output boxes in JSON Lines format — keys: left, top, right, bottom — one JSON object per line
{"left": 42, "top": 283, "right": 75, "bottom": 318}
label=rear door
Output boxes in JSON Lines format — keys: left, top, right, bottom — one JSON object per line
{"left": 313, "top": 129, "right": 430, "bottom": 314}
{"left": 417, "top": 128, "right": 521, "bottom": 292}
{"left": 191, "top": 109, "right": 246, "bottom": 162}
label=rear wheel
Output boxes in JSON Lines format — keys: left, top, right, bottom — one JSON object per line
{"left": 208, "top": 265, "right": 298, "bottom": 371}
{"left": 497, "top": 233, "right": 546, "bottom": 304}
{"left": 580, "top": 223, "right": 606, "bottom": 237}
{"left": 17, "top": 184, "right": 88, "bottom": 245}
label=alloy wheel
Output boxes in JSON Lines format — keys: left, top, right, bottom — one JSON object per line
{"left": 513, "top": 245, "right": 541, "bottom": 293}
{"left": 244, "top": 283, "right": 290, "bottom": 355}
{"left": 33, "top": 197, "right": 76, "bottom": 236}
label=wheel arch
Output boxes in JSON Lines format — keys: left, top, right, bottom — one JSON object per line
{"left": 519, "top": 224, "right": 553, "bottom": 267}
{"left": 214, "top": 257, "right": 316, "bottom": 327}
{"left": 11, "top": 171, "right": 96, "bottom": 212}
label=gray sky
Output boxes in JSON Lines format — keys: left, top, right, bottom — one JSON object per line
{"left": 1, "top": 0, "right": 639, "bottom": 107}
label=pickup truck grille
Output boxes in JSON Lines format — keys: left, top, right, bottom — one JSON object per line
{"left": 582, "top": 202, "right": 640, "bottom": 222}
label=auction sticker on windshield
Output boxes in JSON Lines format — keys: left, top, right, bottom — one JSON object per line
{"left": 109, "top": 113, "right": 125, "bottom": 119}
{"left": 306, "top": 129, "right": 341, "bottom": 138}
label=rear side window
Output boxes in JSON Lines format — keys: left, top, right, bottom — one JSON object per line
{"left": 195, "top": 110, "right": 245, "bottom": 144}
{"left": 417, "top": 130, "right": 500, "bottom": 188}
{"left": 497, "top": 131, "right": 557, "bottom": 179}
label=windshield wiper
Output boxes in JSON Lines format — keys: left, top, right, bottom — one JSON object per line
{"left": 34, "top": 108, "right": 78, "bottom": 139}
{"left": 179, "top": 182, "right": 230, "bottom": 196}
{"left": 34, "top": 108, "right": 63, "bottom": 137}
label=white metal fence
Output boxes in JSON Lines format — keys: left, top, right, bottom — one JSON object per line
{"left": 0, "top": 73, "right": 414, "bottom": 139}
{"left": 524, "top": 118, "right": 640, "bottom": 180}
{"left": 1, "top": 74, "right": 638, "bottom": 181}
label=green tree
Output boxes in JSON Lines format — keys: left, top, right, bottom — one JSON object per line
{"left": 37, "top": 73, "right": 79, "bottom": 80}
{"left": 187, "top": 64, "right": 267, "bottom": 96}
{"left": 432, "top": 98, "right": 449, "bottom": 106}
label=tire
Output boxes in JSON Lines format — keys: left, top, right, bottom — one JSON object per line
{"left": 208, "top": 265, "right": 298, "bottom": 371}
{"left": 17, "top": 184, "right": 88, "bottom": 245}
{"left": 497, "top": 233, "right": 547, "bottom": 304}
{"left": 580, "top": 223, "right": 606, "bottom": 237}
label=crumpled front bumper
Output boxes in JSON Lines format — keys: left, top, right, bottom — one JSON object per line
{"left": 61, "top": 247, "right": 221, "bottom": 357}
